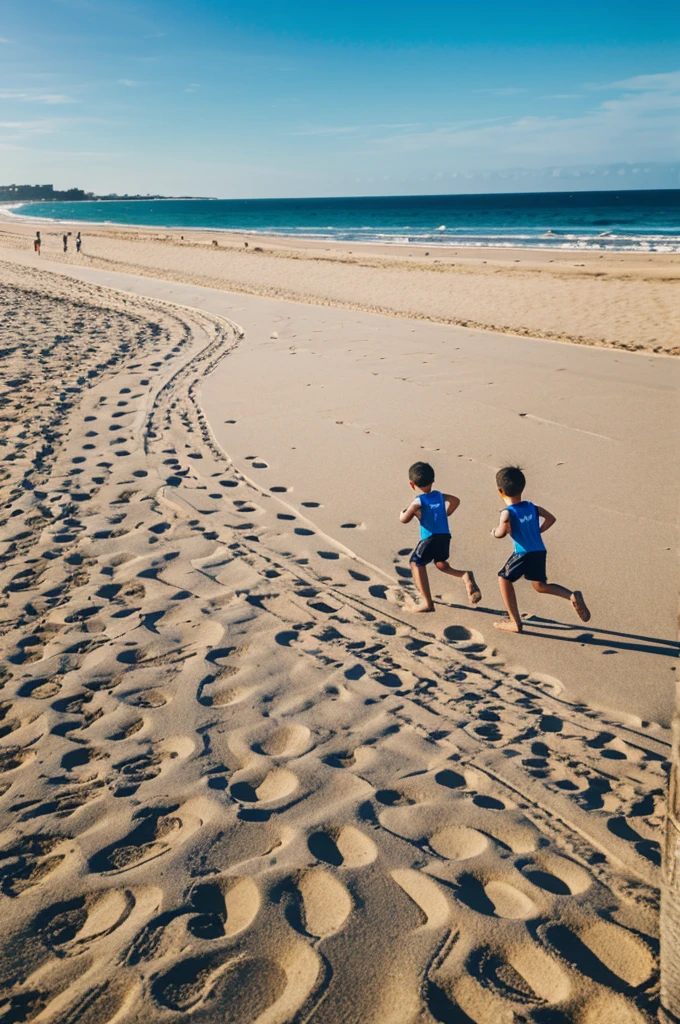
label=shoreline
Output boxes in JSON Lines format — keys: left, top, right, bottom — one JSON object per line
{"left": 4, "top": 203, "right": 678, "bottom": 268}
{"left": 1, "top": 210, "right": 679, "bottom": 354}
{"left": 5, "top": 200, "right": 680, "bottom": 256}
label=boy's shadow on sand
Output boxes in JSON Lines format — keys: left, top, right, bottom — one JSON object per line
{"left": 446, "top": 608, "right": 679, "bottom": 660}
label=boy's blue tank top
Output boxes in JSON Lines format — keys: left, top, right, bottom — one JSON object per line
{"left": 507, "top": 501, "right": 545, "bottom": 554}
{"left": 417, "top": 490, "right": 450, "bottom": 539}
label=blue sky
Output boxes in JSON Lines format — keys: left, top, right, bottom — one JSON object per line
{"left": 1, "top": 0, "right": 679, "bottom": 197}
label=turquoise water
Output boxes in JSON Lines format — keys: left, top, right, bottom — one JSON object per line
{"left": 10, "top": 189, "right": 680, "bottom": 251}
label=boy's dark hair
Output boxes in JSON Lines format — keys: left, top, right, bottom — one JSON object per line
{"left": 409, "top": 461, "right": 435, "bottom": 487}
{"left": 496, "top": 466, "right": 525, "bottom": 496}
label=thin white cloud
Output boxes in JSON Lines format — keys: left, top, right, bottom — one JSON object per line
{"left": 184, "top": 83, "right": 200, "bottom": 93}
{"left": 610, "top": 70, "right": 680, "bottom": 91}
{"left": 478, "top": 87, "right": 526, "bottom": 96}
{"left": 366, "top": 75, "right": 680, "bottom": 168}
{"left": 0, "top": 118, "right": 63, "bottom": 135}
{"left": 119, "top": 78, "right": 142, "bottom": 87}
{"left": 0, "top": 90, "right": 74, "bottom": 105}
{"left": 0, "top": 36, "right": 10, "bottom": 43}
{"left": 285, "top": 125, "right": 360, "bottom": 136}
{"left": 375, "top": 122, "right": 424, "bottom": 129}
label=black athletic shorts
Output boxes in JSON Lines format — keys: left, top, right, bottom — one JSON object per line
{"left": 498, "top": 550, "right": 547, "bottom": 583}
{"left": 410, "top": 533, "right": 451, "bottom": 567}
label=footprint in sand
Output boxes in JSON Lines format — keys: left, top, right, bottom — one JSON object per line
{"left": 392, "top": 870, "right": 451, "bottom": 930}
{"left": 0, "top": 747, "right": 36, "bottom": 775}
{"left": 0, "top": 702, "right": 39, "bottom": 738}
{"left": 230, "top": 768, "right": 299, "bottom": 806}
{"left": 540, "top": 921, "right": 656, "bottom": 992}
{"left": 443, "top": 625, "right": 487, "bottom": 655}
{"left": 517, "top": 853, "right": 592, "bottom": 896}
{"left": 108, "top": 717, "right": 145, "bottom": 741}
{"left": 109, "top": 736, "right": 194, "bottom": 797}
{"left": 430, "top": 826, "right": 489, "bottom": 861}
{"left": 121, "top": 688, "right": 170, "bottom": 709}
{"left": 151, "top": 942, "right": 320, "bottom": 1022}
{"left": 61, "top": 745, "right": 105, "bottom": 772}
{"left": 454, "top": 872, "right": 537, "bottom": 919}
{"left": 287, "top": 868, "right": 353, "bottom": 938}
{"left": 89, "top": 803, "right": 195, "bottom": 874}
{"left": 0, "top": 835, "right": 68, "bottom": 897}
{"left": 35, "top": 888, "right": 143, "bottom": 956}
{"left": 606, "top": 816, "right": 661, "bottom": 865}
{"left": 307, "top": 825, "right": 377, "bottom": 868}
{"left": 187, "top": 876, "right": 260, "bottom": 940}
{"left": 151, "top": 951, "right": 259, "bottom": 1013}
{"left": 17, "top": 677, "right": 62, "bottom": 699}
{"left": 471, "top": 794, "right": 506, "bottom": 811}
{"left": 576, "top": 920, "right": 656, "bottom": 988}
{"left": 253, "top": 723, "right": 312, "bottom": 758}
{"left": 467, "top": 942, "right": 571, "bottom": 1007}
{"left": 483, "top": 880, "right": 537, "bottom": 919}
{"left": 198, "top": 679, "right": 249, "bottom": 708}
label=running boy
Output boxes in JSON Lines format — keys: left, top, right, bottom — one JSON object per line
{"left": 400, "top": 461, "right": 481, "bottom": 612}
{"left": 491, "top": 466, "right": 590, "bottom": 633}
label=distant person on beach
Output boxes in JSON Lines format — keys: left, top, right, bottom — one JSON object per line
{"left": 491, "top": 465, "right": 590, "bottom": 632}
{"left": 62, "top": 233, "right": 68, "bottom": 253}
{"left": 76, "top": 231, "right": 81, "bottom": 253}
{"left": 400, "top": 461, "right": 482, "bottom": 612}
{"left": 34, "top": 232, "right": 41, "bottom": 254}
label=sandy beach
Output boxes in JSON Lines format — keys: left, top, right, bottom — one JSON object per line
{"left": 2, "top": 211, "right": 680, "bottom": 354}
{"left": 0, "top": 232, "right": 677, "bottom": 1023}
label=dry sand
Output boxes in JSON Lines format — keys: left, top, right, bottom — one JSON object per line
{"left": 2, "top": 211, "right": 680, "bottom": 354}
{"left": 0, "top": 241, "right": 677, "bottom": 1023}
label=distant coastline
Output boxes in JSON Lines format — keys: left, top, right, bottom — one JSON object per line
{"left": 0, "top": 182, "right": 215, "bottom": 203}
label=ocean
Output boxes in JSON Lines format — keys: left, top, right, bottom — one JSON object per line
{"left": 9, "top": 189, "right": 680, "bottom": 252}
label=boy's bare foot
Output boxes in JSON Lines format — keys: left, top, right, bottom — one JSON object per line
{"left": 571, "top": 591, "right": 591, "bottom": 622}
{"left": 464, "top": 572, "right": 482, "bottom": 605}
{"left": 407, "top": 601, "right": 435, "bottom": 613}
{"left": 494, "top": 619, "right": 523, "bottom": 633}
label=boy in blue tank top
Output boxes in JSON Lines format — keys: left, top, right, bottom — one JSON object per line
{"left": 400, "top": 461, "right": 481, "bottom": 613}
{"left": 491, "top": 465, "right": 590, "bottom": 633}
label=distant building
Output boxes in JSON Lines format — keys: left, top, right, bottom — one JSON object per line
{"left": 0, "top": 183, "right": 93, "bottom": 201}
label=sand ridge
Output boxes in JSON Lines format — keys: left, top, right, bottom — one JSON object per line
{"left": 0, "top": 260, "right": 670, "bottom": 1022}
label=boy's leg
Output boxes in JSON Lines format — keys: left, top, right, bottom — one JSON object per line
{"left": 531, "top": 581, "right": 590, "bottom": 622}
{"left": 495, "top": 577, "right": 523, "bottom": 632}
{"left": 408, "top": 563, "right": 434, "bottom": 612}
{"left": 434, "top": 561, "right": 482, "bottom": 605}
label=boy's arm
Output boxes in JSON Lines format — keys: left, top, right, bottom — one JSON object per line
{"left": 491, "top": 508, "right": 511, "bottom": 538}
{"left": 535, "top": 506, "right": 556, "bottom": 533}
{"left": 442, "top": 493, "right": 460, "bottom": 516}
{"left": 399, "top": 499, "right": 420, "bottom": 524}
